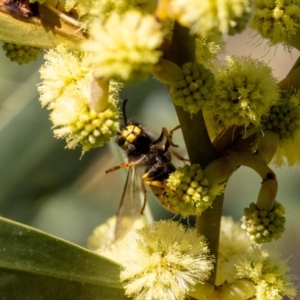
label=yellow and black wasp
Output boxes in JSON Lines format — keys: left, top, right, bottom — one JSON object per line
{"left": 106, "top": 100, "right": 181, "bottom": 239}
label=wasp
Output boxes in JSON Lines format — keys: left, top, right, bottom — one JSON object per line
{"left": 106, "top": 100, "right": 181, "bottom": 239}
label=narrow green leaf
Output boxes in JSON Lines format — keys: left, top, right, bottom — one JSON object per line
{"left": 0, "top": 3, "right": 84, "bottom": 49}
{"left": 0, "top": 268, "right": 128, "bottom": 300}
{"left": 0, "top": 216, "right": 128, "bottom": 299}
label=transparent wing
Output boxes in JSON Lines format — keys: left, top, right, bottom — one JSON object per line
{"left": 115, "top": 166, "right": 144, "bottom": 241}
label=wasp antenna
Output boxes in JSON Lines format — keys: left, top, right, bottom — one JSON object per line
{"left": 122, "top": 99, "right": 129, "bottom": 126}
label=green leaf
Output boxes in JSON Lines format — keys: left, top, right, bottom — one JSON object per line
{"left": 0, "top": 4, "right": 84, "bottom": 49}
{"left": 0, "top": 217, "right": 129, "bottom": 299}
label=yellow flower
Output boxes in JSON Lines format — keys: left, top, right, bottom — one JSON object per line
{"left": 118, "top": 220, "right": 214, "bottom": 300}
{"left": 82, "top": 10, "right": 163, "bottom": 83}
{"left": 38, "top": 45, "right": 90, "bottom": 108}
{"left": 251, "top": 0, "right": 300, "bottom": 48}
{"left": 38, "top": 46, "right": 121, "bottom": 152}
{"left": 208, "top": 56, "right": 279, "bottom": 130}
{"left": 164, "top": 164, "right": 223, "bottom": 216}
{"left": 165, "top": 0, "right": 251, "bottom": 36}
{"left": 235, "top": 247, "right": 297, "bottom": 300}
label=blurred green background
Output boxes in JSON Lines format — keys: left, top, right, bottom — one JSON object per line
{"left": 0, "top": 29, "right": 299, "bottom": 296}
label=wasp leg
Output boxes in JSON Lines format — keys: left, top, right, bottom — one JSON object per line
{"left": 153, "top": 125, "right": 181, "bottom": 148}
{"left": 168, "top": 125, "right": 181, "bottom": 140}
{"left": 162, "top": 126, "right": 181, "bottom": 148}
{"left": 152, "top": 127, "right": 165, "bottom": 145}
{"left": 105, "top": 155, "right": 147, "bottom": 174}
{"left": 105, "top": 161, "right": 137, "bottom": 174}
{"left": 140, "top": 178, "right": 148, "bottom": 214}
{"left": 170, "top": 149, "right": 190, "bottom": 163}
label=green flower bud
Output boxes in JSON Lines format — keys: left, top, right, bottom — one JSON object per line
{"left": 2, "top": 43, "right": 43, "bottom": 65}
{"left": 261, "top": 93, "right": 300, "bottom": 140}
{"left": 241, "top": 201, "right": 286, "bottom": 244}
{"left": 165, "top": 164, "right": 218, "bottom": 217}
{"left": 170, "top": 62, "right": 216, "bottom": 114}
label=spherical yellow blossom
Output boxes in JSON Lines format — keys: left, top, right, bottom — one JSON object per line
{"left": 261, "top": 89, "right": 300, "bottom": 166}
{"left": 118, "top": 220, "right": 214, "bottom": 300}
{"left": 251, "top": 0, "right": 300, "bottom": 48}
{"left": 38, "top": 45, "right": 90, "bottom": 108}
{"left": 38, "top": 45, "right": 121, "bottom": 152}
{"left": 235, "top": 247, "right": 297, "bottom": 300}
{"left": 82, "top": 10, "right": 163, "bottom": 83}
{"left": 168, "top": 0, "right": 251, "bottom": 37}
{"left": 207, "top": 56, "right": 279, "bottom": 130}
{"left": 216, "top": 216, "right": 252, "bottom": 285}
{"left": 164, "top": 164, "right": 223, "bottom": 216}
{"left": 50, "top": 85, "right": 119, "bottom": 152}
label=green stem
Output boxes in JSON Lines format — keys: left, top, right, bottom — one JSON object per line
{"left": 166, "top": 22, "right": 220, "bottom": 284}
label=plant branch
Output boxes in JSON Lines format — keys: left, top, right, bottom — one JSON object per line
{"left": 166, "top": 22, "right": 221, "bottom": 284}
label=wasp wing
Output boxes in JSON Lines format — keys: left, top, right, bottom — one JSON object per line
{"left": 115, "top": 166, "right": 144, "bottom": 241}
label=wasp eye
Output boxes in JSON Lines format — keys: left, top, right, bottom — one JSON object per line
{"left": 117, "top": 136, "right": 126, "bottom": 147}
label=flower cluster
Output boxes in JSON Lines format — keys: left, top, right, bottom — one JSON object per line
{"left": 38, "top": 46, "right": 120, "bottom": 152}
{"left": 205, "top": 55, "right": 279, "bottom": 134}
{"left": 235, "top": 247, "right": 297, "bottom": 300}
{"left": 2, "top": 43, "right": 43, "bottom": 65}
{"left": 88, "top": 216, "right": 296, "bottom": 300}
{"left": 241, "top": 201, "right": 286, "bottom": 244}
{"left": 12, "top": 0, "right": 298, "bottom": 299}
{"left": 82, "top": 10, "right": 163, "bottom": 83}
{"left": 216, "top": 217, "right": 296, "bottom": 300}
{"left": 159, "top": 0, "right": 252, "bottom": 37}
{"left": 119, "top": 221, "right": 214, "bottom": 300}
{"left": 261, "top": 90, "right": 300, "bottom": 166}
{"left": 251, "top": 0, "right": 300, "bottom": 48}
{"left": 170, "top": 62, "right": 216, "bottom": 114}
{"left": 164, "top": 164, "right": 222, "bottom": 216}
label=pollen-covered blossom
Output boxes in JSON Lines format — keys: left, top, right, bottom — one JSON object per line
{"left": 261, "top": 89, "right": 300, "bottom": 166}
{"left": 235, "top": 246, "right": 297, "bottom": 300}
{"left": 207, "top": 56, "right": 279, "bottom": 130}
{"left": 82, "top": 10, "right": 163, "bottom": 83}
{"left": 216, "top": 216, "right": 253, "bottom": 285}
{"left": 38, "top": 45, "right": 121, "bottom": 152}
{"left": 118, "top": 220, "right": 214, "bottom": 300}
{"left": 164, "top": 164, "right": 224, "bottom": 216}
{"left": 167, "top": 0, "right": 251, "bottom": 37}
{"left": 38, "top": 45, "right": 90, "bottom": 108}
{"left": 251, "top": 0, "right": 300, "bottom": 48}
